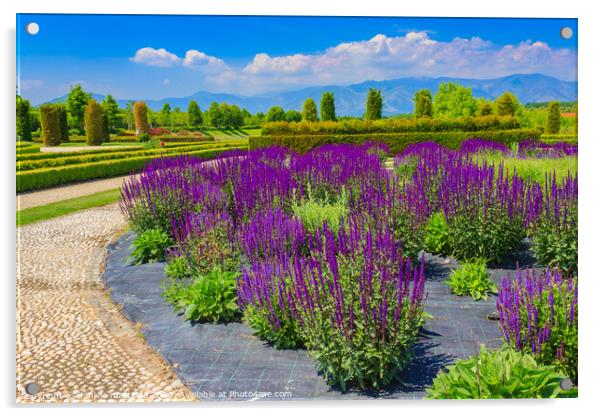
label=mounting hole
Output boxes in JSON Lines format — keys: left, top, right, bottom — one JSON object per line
{"left": 25, "top": 382, "right": 40, "bottom": 395}
{"left": 560, "top": 27, "right": 573, "bottom": 40}
{"left": 26, "top": 22, "right": 40, "bottom": 36}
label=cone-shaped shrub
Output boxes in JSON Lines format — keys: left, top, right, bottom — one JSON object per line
{"left": 84, "top": 99, "right": 104, "bottom": 146}
{"left": 133, "top": 101, "right": 149, "bottom": 135}
{"left": 40, "top": 104, "right": 62, "bottom": 146}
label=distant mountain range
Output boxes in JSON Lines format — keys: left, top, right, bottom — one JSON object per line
{"left": 48, "top": 73, "right": 577, "bottom": 116}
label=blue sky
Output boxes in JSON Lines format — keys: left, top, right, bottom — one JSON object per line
{"left": 17, "top": 14, "right": 578, "bottom": 105}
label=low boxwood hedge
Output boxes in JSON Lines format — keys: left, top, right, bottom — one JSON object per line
{"left": 250, "top": 129, "right": 542, "bottom": 154}
{"left": 540, "top": 134, "right": 577, "bottom": 145}
{"left": 17, "top": 142, "right": 246, "bottom": 171}
{"left": 16, "top": 146, "right": 247, "bottom": 192}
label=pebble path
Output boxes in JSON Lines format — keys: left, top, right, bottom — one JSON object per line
{"left": 16, "top": 204, "right": 194, "bottom": 403}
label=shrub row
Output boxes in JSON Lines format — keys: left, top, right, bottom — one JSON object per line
{"left": 541, "top": 134, "right": 578, "bottom": 145}
{"left": 17, "top": 142, "right": 246, "bottom": 171}
{"left": 262, "top": 116, "right": 521, "bottom": 136}
{"left": 17, "top": 146, "right": 247, "bottom": 193}
{"left": 250, "top": 129, "right": 542, "bottom": 155}
{"left": 16, "top": 142, "right": 205, "bottom": 162}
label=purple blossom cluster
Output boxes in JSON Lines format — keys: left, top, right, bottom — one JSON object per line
{"left": 497, "top": 268, "right": 578, "bottom": 381}
{"left": 459, "top": 138, "right": 510, "bottom": 155}
{"left": 237, "top": 217, "right": 426, "bottom": 346}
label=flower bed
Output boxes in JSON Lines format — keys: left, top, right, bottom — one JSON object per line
{"left": 119, "top": 140, "right": 578, "bottom": 392}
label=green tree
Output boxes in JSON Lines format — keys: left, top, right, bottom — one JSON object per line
{"left": 187, "top": 100, "right": 203, "bottom": 128}
{"left": 414, "top": 89, "right": 433, "bottom": 118}
{"left": 65, "top": 84, "right": 91, "bottom": 132}
{"left": 102, "top": 95, "right": 120, "bottom": 133}
{"left": 16, "top": 95, "right": 32, "bottom": 141}
{"left": 227, "top": 104, "right": 244, "bottom": 128}
{"left": 57, "top": 105, "right": 69, "bottom": 142}
{"left": 206, "top": 102, "right": 222, "bottom": 128}
{"left": 545, "top": 101, "right": 561, "bottom": 134}
{"left": 495, "top": 91, "right": 521, "bottom": 116}
{"left": 284, "top": 110, "right": 302, "bottom": 123}
{"left": 477, "top": 99, "right": 494, "bottom": 116}
{"left": 365, "top": 88, "right": 383, "bottom": 120}
{"left": 133, "top": 101, "right": 149, "bottom": 135}
{"left": 125, "top": 101, "right": 135, "bottom": 131}
{"left": 266, "top": 106, "right": 286, "bottom": 122}
{"left": 40, "top": 104, "right": 62, "bottom": 146}
{"left": 433, "top": 82, "right": 477, "bottom": 118}
{"left": 302, "top": 98, "right": 318, "bottom": 121}
{"left": 320, "top": 92, "right": 336, "bottom": 121}
{"left": 84, "top": 99, "right": 105, "bottom": 145}
{"left": 159, "top": 103, "right": 171, "bottom": 127}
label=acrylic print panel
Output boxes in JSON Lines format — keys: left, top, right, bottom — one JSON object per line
{"left": 16, "top": 13, "right": 578, "bottom": 402}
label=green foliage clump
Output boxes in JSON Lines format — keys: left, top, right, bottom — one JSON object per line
{"left": 165, "top": 256, "right": 191, "bottom": 280}
{"left": 477, "top": 99, "right": 494, "bottom": 116}
{"left": 133, "top": 101, "right": 149, "bottom": 135}
{"left": 446, "top": 259, "right": 497, "bottom": 301}
{"left": 58, "top": 105, "right": 69, "bottom": 142}
{"left": 244, "top": 305, "right": 305, "bottom": 349}
{"left": 66, "top": 84, "right": 91, "bottom": 132}
{"left": 84, "top": 99, "right": 105, "bottom": 146}
{"left": 265, "top": 106, "right": 286, "bottom": 122}
{"left": 292, "top": 185, "right": 348, "bottom": 232}
{"left": 532, "top": 220, "right": 578, "bottom": 276}
{"left": 187, "top": 100, "right": 203, "bottom": 127}
{"left": 16, "top": 96, "right": 33, "bottom": 141}
{"left": 129, "top": 228, "right": 172, "bottom": 265}
{"left": 102, "top": 94, "right": 120, "bottom": 133}
{"left": 414, "top": 89, "right": 433, "bottom": 118}
{"left": 433, "top": 82, "right": 477, "bottom": 118}
{"left": 137, "top": 132, "right": 150, "bottom": 143}
{"left": 365, "top": 88, "right": 383, "bottom": 120}
{"left": 426, "top": 346, "right": 576, "bottom": 399}
{"left": 39, "top": 104, "right": 62, "bottom": 146}
{"left": 284, "top": 110, "right": 302, "bottom": 122}
{"left": 545, "top": 101, "right": 561, "bottom": 134}
{"left": 163, "top": 267, "right": 240, "bottom": 323}
{"left": 320, "top": 92, "right": 336, "bottom": 121}
{"left": 302, "top": 98, "right": 318, "bottom": 122}
{"left": 424, "top": 212, "right": 451, "bottom": 255}
{"left": 495, "top": 91, "right": 521, "bottom": 116}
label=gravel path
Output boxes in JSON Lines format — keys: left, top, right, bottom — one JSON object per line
{"left": 16, "top": 204, "right": 194, "bottom": 403}
{"left": 41, "top": 146, "right": 130, "bottom": 153}
{"left": 17, "top": 175, "right": 137, "bottom": 210}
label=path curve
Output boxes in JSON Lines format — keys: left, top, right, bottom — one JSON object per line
{"left": 17, "top": 175, "right": 137, "bottom": 211}
{"left": 16, "top": 203, "right": 194, "bottom": 402}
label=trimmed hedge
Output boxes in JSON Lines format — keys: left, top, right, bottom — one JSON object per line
{"left": 40, "top": 104, "right": 62, "bottom": 146}
{"left": 15, "top": 142, "right": 209, "bottom": 162}
{"left": 541, "top": 134, "right": 577, "bottom": 145}
{"left": 17, "top": 142, "right": 247, "bottom": 171}
{"left": 17, "top": 146, "right": 247, "bottom": 193}
{"left": 250, "top": 129, "right": 542, "bottom": 154}
{"left": 262, "top": 116, "right": 521, "bottom": 136}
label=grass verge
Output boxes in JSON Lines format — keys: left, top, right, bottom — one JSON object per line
{"left": 17, "top": 188, "right": 121, "bottom": 227}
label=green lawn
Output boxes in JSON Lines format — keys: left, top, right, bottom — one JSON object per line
{"left": 475, "top": 153, "right": 577, "bottom": 184}
{"left": 204, "top": 127, "right": 262, "bottom": 141}
{"left": 17, "top": 188, "right": 122, "bottom": 227}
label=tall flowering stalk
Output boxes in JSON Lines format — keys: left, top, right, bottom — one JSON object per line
{"left": 497, "top": 268, "right": 578, "bottom": 382}
{"left": 528, "top": 173, "right": 578, "bottom": 274}
{"left": 237, "top": 219, "right": 426, "bottom": 390}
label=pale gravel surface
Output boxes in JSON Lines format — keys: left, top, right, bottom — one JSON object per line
{"left": 16, "top": 204, "right": 195, "bottom": 403}
{"left": 17, "top": 175, "right": 138, "bottom": 210}
{"left": 41, "top": 146, "right": 129, "bottom": 153}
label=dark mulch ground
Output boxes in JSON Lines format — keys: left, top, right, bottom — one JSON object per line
{"left": 103, "top": 233, "right": 537, "bottom": 401}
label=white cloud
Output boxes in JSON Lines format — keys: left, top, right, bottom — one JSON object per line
{"left": 128, "top": 33, "right": 576, "bottom": 95}
{"left": 130, "top": 47, "right": 181, "bottom": 67}
{"left": 182, "top": 50, "right": 229, "bottom": 73}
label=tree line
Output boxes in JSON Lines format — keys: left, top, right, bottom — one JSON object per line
{"left": 16, "top": 82, "right": 573, "bottom": 144}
